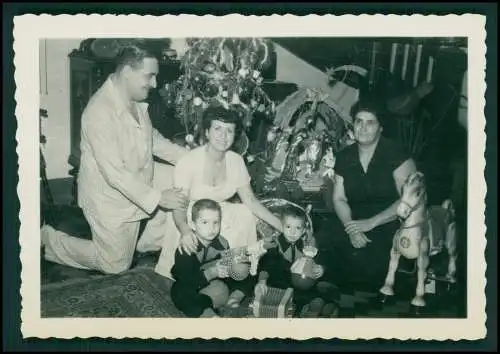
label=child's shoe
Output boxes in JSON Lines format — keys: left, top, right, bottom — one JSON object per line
{"left": 299, "top": 298, "right": 325, "bottom": 318}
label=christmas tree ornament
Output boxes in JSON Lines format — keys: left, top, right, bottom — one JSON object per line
{"left": 238, "top": 68, "right": 249, "bottom": 78}
{"left": 203, "top": 62, "right": 216, "bottom": 73}
{"left": 231, "top": 93, "right": 241, "bottom": 105}
{"left": 203, "top": 82, "right": 219, "bottom": 98}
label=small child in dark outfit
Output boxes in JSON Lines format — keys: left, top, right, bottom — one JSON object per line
{"left": 255, "top": 205, "right": 339, "bottom": 317}
{"left": 170, "top": 199, "right": 254, "bottom": 318}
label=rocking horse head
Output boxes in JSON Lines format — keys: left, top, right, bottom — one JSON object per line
{"left": 397, "top": 171, "right": 428, "bottom": 220}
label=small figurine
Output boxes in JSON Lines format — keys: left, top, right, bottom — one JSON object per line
{"left": 321, "top": 147, "right": 336, "bottom": 180}
{"left": 270, "top": 127, "right": 293, "bottom": 174}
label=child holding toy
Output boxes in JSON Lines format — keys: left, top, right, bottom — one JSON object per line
{"left": 170, "top": 199, "right": 256, "bottom": 318}
{"left": 255, "top": 205, "right": 339, "bottom": 317}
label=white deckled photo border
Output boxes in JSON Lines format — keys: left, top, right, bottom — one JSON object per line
{"left": 14, "top": 14, "right": 487, "bottom": 340}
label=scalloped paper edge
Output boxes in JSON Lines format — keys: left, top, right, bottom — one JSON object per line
{"left": 14, "top": 13, "right": 487, "bottom": 341}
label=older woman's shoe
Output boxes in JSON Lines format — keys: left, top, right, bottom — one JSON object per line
{"left": 320, "top": 302, "right": 340, "bottom": 318}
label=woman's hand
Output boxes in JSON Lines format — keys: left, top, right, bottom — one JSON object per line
{"left": 179, "top": 229, "right": 198, "bottom": 255}
{"left": 237, "top": 184, "right": 283, "bottom": 233}
{"left": 348, "top": 231, "right": 372, "bottom": 249}
{"left": 344, "top": 218, "right": 376, "bottom": 235}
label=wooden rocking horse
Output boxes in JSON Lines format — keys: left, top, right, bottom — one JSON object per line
{"left": 379, "top": 171, "right": 458, "bottom": 308}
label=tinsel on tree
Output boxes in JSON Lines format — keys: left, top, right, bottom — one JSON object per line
{"left": 159, "top": 37, "right": 276, "bottom": 148}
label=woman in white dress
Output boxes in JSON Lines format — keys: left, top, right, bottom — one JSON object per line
{"left": 155, "top": 105, "right": 283, "bottom": 280}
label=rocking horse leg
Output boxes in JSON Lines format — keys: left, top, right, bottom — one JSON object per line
{"left": 411, "top": 237, "right": 429, "bottom": 307}
{"left": 445, "top": 222, "right": 458, "bottom": 284}
{"left": 380, "top": 238, "right": 401, "bottom": 297}
{"left": 442, "top": 199, "right": 458, "bottom": 284}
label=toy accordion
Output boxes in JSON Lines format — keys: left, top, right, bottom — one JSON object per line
{"left": 250, "top": 286, "right": 295, "bottom": 318}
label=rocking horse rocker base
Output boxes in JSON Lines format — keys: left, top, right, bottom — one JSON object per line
{"left": 379, "top": 172, "right": 458, "bottom": 310}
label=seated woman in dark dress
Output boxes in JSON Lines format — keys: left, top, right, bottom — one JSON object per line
{"left": 322, "top": 96, "right": 417, "bottom": 292}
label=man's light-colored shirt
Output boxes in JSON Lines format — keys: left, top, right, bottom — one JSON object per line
{"left": 77, "top": 75, "right": 186, "bottom": 222}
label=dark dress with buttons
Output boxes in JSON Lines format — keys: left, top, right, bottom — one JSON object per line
{"left": 322, "top": 136, "right": 410, "bottom": 291}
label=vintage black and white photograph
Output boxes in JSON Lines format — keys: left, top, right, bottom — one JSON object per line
{"left": 14, "top": 14, "right": 486, "bottom": 340}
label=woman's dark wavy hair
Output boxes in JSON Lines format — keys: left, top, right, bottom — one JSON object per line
{"left": 350, "top": 93, "right": 387, "bottom": 128}
{"left": 202, "top": 105, "right": 243, "bottom": 140}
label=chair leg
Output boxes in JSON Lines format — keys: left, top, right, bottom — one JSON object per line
{"left": 40, "top": 149, "right": 54, "bottom": 207}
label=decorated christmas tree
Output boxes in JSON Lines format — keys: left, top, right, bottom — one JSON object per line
{"left": 159, "top": 37, "right": 277, "bottom": 152}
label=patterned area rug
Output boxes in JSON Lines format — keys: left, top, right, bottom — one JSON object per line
{"left": 41, "top": 268, "right": 185, "bottom": 318}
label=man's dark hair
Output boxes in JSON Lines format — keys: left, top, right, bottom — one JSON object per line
{"left": 115, "top": 41, "right": 159, "bottom": 72}
{"left": 191, "top": 199, "right": 222, "bottom": 222}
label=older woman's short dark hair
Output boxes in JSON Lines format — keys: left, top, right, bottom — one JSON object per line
{"left": 202, "top": 105, "right": 243, "bottom": 139}
{"left": 115, "top": 41, "right": 158, "bottom": 72}
{"left": 350, "top": 95, "right": 387, "bottom": 127}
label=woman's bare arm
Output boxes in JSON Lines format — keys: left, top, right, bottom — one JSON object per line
{"left": 332, "top": 174, "right": 353, "bottom": 226}
{"left": 237, "top": 184, "right": 283, "bottom": 232}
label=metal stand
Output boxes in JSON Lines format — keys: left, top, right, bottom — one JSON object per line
{"left": 40, "top": 147, "right": 54, "bottom": 207}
